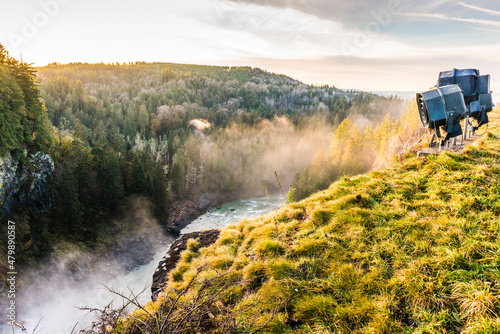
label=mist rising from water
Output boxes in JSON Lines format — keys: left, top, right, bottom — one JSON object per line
{"left": 3, "top": 198, "right": 174, "bottom": 334}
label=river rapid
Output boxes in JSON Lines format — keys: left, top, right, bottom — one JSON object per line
{"left": 5, "top": 195, "right": 284, "bottom": 334}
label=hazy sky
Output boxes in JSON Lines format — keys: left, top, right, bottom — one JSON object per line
{"left": 1, "top": 0, "right": 500, "bottom": 98}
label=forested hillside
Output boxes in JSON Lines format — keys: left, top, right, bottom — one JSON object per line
{"left": 1, "top": 44, "right": 411, "bottom": 266}
{"left": 35, "top": 61, "right": 408, "bottom": 201}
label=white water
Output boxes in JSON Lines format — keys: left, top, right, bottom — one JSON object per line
{"left": 181, "top": 194, "right": 284, "bottom": 234}
{"left": 4, "top": 195, "right": 283, "bottom": 334}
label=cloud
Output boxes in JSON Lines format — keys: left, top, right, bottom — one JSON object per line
{"left": 190, "top": 0, "right": 430, "bottom": 61}
{"left": 225, "top": 0, "right": 458, "bottom": 27}
{"left": 224, "top": 0, "right": 500, "bottom": 43}
{"left": 226, "top": 0, "right": 400, "bottom": 28}
{"left": 458, "top": 2, "right": 500, "bottom": 16}
{"left": 399, "top": 12, "right": 500, "bottom": 28}
{"left": 192, "top": 0, "right": 500, "bottom": 77}
{"left": 191, "top": 0, "right": 352, "bottom": 59}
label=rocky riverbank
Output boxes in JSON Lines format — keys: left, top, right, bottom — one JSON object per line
{"left": 164, "top": 193, "right": 240, "bottom": 235}
{"left": 151, "top": 229, "right": 220, "bottom": 300}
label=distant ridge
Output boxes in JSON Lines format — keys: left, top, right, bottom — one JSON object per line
{"left": 371, "top": 91, "right": 416, "bottom": 99}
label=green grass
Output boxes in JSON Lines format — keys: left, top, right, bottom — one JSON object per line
{"left": 125, "top": 110, "right": 500, "bottom": 333}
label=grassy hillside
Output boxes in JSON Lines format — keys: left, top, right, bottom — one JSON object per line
{"left": 116, "top": 110, "right": 500, "bottom": 333}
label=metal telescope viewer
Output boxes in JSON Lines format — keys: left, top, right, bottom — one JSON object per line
{"left": 416, "top": 69, "right": 494, "bottom": 148}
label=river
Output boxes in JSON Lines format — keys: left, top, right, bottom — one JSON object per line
{"left": 7, "top": 195, "right": 284, "bottom": 334}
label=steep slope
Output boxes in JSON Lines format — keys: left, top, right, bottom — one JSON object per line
{"left": 116, "top": 111, "right": 500, "bottom": 333}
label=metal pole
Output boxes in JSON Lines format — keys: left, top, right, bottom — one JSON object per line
{"left": 463, "top": 115, "right": 469, "bottom": 140}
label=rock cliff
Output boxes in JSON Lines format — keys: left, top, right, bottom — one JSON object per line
{"left": 0, "top": 152, "right": 54, "bottom": 215}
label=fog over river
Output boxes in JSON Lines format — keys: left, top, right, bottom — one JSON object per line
{"left": 3, "top": 195, "right": 283, "bottom": 334}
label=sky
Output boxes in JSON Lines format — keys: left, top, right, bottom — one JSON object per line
{"left": 1, "top": 0, "right": 500, "bottom": 100}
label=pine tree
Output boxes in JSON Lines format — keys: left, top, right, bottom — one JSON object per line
{"left": 161, "top": 67, "right": 176, "bottom": 82}
{"left": 103, "top": 147, "right": 124, "bottom": 209}
{"left": 75, "top": 80, "right": 87, "bottom": 112}
{"left": 52, "top": 163, "right": 84, "bottom": 235}
{"left": 170, "top": 153, "right": 186, "bottom": 198}
{"left": 0, "top": 43, "right": 53, "bottom": 156}
{"left": 329, "top": 118, "right": 354, "bottom": 167}
{"left": 0, "top": 65, "right": 25, "bottom": 156}
{"left": 132, "top": 153, "right": 148, "bottom": 195}
{"left": 152, "top": 163, "right": 170, "bottom": 222}
{"left": 93, "top": 120, "right": 107, "bottom": 146}
{"left": 137, "top": 103, "right": 149, "bottom": 135}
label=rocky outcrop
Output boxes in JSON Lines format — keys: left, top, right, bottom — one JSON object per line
{"left": 151, "top": 229, "right": 220, "bottom": 300}
{"left": 0, "top": 152, "right": 54, "bottom": 215}
{"left": 164, "top": 193, "right": 223, "bottom": 235}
